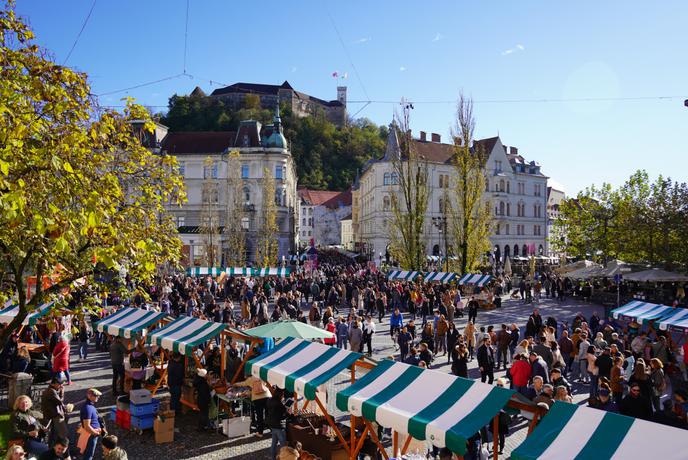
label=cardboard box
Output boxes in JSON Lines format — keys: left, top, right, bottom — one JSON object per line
{"left": 155, "top": 429, "right": 174, "bottom": 444}
{"left": 154, "top": 416, "right": 175, "bottom": 433}
{"left": 222, "top": 417, "right": 251, "bottom": 438}
{"left": 130, "top": 389, "right": 152, "bottom": 405}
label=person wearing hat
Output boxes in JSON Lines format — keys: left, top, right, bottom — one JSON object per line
{"left": 193, "top": 368, "right": 212, "bottom": 430}
{"left": 42, "top": 375, "right": 74, "bottom": 446}
{"left": 79, "top": 388, "right": 103, "bottom": 460}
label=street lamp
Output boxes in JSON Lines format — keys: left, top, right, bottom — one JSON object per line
{"left": 431, "top": 216, "right": 449, "bottom": 272}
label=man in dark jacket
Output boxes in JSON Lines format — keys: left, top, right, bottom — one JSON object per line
{"left": 109, "top": 336, "right": 128, "bottom": 396}
{"left": 532, "top": 337, "right": 554, "bottom": 369}
{"left": 620, "top": 382, "right": 653, "bottom": 420}
{"left": 42, "top": 376, "right": 70, "bottom": 446}
{"left": 529, "top": 352, "right": 549, "bottom": 384}
{"left": 267, "top": 387, "right": 289, "bottom": 460}
{"left": 167, "top": 352, "right": 185, "bottom": 414}
{"left": 595, "top": 347, "right": 614, "bottom": 381}
{"left": 477, "top": 337, "right": 495, "bottom": 384}
{"left": 496, "top": 325, "right": 511, "bottom": 370}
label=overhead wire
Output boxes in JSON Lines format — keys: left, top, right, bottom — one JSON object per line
{"left": 183, "top": 0, "right": 190, "bottom": 74}
{"left": 63, "top": 0, "right": 98, "bottom": 65}
{"left": 345, "top": 95, "right": 686, "bottom": 105}
{"left": 325, "top": 7, "right": 370, "bottom": 103}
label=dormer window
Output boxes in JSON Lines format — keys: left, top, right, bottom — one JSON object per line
{"left": 242, "top": 134, "right": 250, "bottom": 147}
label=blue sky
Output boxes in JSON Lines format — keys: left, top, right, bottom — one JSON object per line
{"left": 15, "top": 0, "right": 688, "bottom": 194}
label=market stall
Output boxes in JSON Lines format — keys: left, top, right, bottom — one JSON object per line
{"left": 252, "top": 267, "right": 291, "bottom": 277}
{"left": 336, "top": 359, "right": 513, "bottom": 459}
{"left": 610, "top": 300, "right": 674, "bottom": 324}
{"left": 511, "top": 401, "right": 688, "bottom": 460}
{"left": 0, "top": 300, "right": 72, "bottom": 350}
{"left": 245, "top": 337, "right": 367, "bottom": 458}
{"left": 656, "top": 307, "right": 688, "bottom": 333}
{"left": 0, "top": 300, "right": 56, "bottom": 327}
{"left": 387, "top": 270, "right": 422, "bottom": 281}
{"left": 186, "top": 266, "right": 224, "bottom": 276}
{"left": 94, "top": 307, "right": 167, "bottom": 339}
{"left": 245, "top": 320, "right": 335, "bottom": 341}
{"left": 423, "top": 272, "right": 458, "bottom": 284}
{"left": 457, "top": 273, "right": 492, "bottom": 287}
{"left": 225, "top": 267, "right": 253, "bottom": 276}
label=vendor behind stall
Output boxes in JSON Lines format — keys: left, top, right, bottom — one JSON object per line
{"left": 232, "top": 373, "right": 270, "bottom": 437}
{"left": 193, "top": 368, "right": 212, "bottom": 431}
{"left": 128, "top": 343, "right": 149, "bottom": 390}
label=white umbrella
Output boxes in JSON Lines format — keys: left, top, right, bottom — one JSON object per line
{"left": 504, "top": 256, "right": 512, "bottom": 277}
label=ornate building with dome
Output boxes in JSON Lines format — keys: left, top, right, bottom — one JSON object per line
{"left": 150, "top": 108, "right": 298, "bottom": 266}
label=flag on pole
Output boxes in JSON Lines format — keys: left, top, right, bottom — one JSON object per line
{"left": 332, "top": 71, "right": 338, "bottom": 78}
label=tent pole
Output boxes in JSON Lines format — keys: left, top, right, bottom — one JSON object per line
{"left": 393, "top": 431, "right": 398, "bottom": 457}
{"left": 220, "top": 332, "right": 226, "bottom": 381}
{"left": 492, "top": 414, "right": 499, "bottom": 460}
{"left": 401, "top": 433, "right": 413, "bottom": 455}
{"left": 351, "top": 424, "right": 369, "bottom": 459}
{"left": 527, "top": 411, "right": 540, "bottom": 434}
{"left": 363, "top": 420, "right": 389, "bottom": 460}
{"left": 294, "top": 392, "right": 298, "bottom": 412}
{"left": 349, "top": 363, "right": 356, "bottom": 460}
{"left": 314, "top": 396, "right": 350, "bottom": 456}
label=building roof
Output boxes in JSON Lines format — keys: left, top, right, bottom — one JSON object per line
{"left": 474, "top": 136, "right": 499, "bottom": 155}
{"left": 299, "top": 189, "right": 351, "bottom": 209}
{"left": 412, "top": 139, "right": 455, "bottom": 163}
{"left": 210, "top": 80, "right": 293, "bottom": 96}
{"left": 161, "top": 132, "right": 235, "bottom": 154}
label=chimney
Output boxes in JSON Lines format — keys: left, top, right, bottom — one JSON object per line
{"left": 431, "top": 133, "right": 441, "bottom": 143}
{"left": 420, "top": 131, "right": 427, "bottom": 142}
{"left": 510, "top": 146, "right": 518, "bottom": 155}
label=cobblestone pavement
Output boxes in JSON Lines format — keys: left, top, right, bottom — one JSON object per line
{"left": 57, "top": 296, "right": 603, "bottom": 459}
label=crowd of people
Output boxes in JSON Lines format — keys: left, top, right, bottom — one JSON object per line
{"left": 2, "top": 256, "right": 688, "bottom": 459}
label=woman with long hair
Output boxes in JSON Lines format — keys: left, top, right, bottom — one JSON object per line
{"left": 464, "top": 321, "right": 476, "bottom": 360}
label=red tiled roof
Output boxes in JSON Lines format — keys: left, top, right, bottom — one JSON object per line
{"left": 411, "top": 139, "right": 455, "bottom": 163}
{"left": 299, "top": 189, "right": 346, "bottom": 206}
{"left": 321, "top": 189, "right": 352, "bottom": 209}
{"left": 161, "top": 132, "right": 235, "bottom": 154}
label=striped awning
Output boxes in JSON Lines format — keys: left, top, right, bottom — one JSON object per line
{"left": 458, "top": 273, "right": 492, "bottom": 286}
{"left": 610, "top": 300, "right": 674, "bottom": 324}
{"left": 387, "top": 271, "right": 421, "bottom": 281}
{"left": 246, "top": 337, "right": 360, "bottom": 400}
{"left": 336, "top": 359, "right": 513, "bottom": 455}
{"left": 0, "top": 301, "right": 56, "bottom": 327}
{"left": 225, "top": 267, "right": 252, "bottom": 276}
{"left": 147, "top": 316, "right": 226, "bottom": 355}
{"left": 423, "top": 272, "right": 457, "bottom": 283}
{"left": 186, "top": 267, "right": 224, "bottom": 277}
{"left": 511, "top": 402, "right": 688, "bottom": 460}
{"left": 94, "top": 308, "right": 167, "bottom": 339}
{"left": 656, "top": 307, "right": 688, "bottom": 333}
{"left": 253, "top": 268, "right": 290, "bottom": 277}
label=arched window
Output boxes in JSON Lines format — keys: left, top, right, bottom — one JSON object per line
{"left": 243, "top": 186, "right": 250, "bottom": 205}
{"left": 439, "top": 198, "right": 445, "bottom": 214}
{"left": 513, "top": 245, "right": 519, "bottom": 257}
{"left": 522, "top": 244, "right": 528, "bottom": 256}
{"left": 504, "top": 245, "right": 510, "bottom": 259}
{"left": 500, "top": 179, "right": 505, "bottom": 192}
{"left": 506, "top": 182, "right": 510, "bottom": 193}
{"left": 383, "top": 195, "right": 390, "bottom": 211}
{"left": 506, "top": 202, "right": 511, "bottom": 216}
{"left": 539, "top": 245, "right": 544, "bottom": 255}
{"left": 383, "top": 172, "right": 391, "bottom": 185}
{"left": 499, "top": 201, "right": 505, "bottom": 216}
{"left": 485, "top": 179, "right": 490, "bottom": 192}
{"left": 391, "top": 173, "right": 399, "bottom": 185}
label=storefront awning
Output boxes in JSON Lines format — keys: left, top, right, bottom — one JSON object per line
{"left": 147, "top": 316, "right": 226, "bottom": 356}
{"left": 458, "top": 273, "right": 492, "bottom": 287}
{"left": 94, "top": 307, "right": 167, "bottom": 339}
{"left": 387, "top": 271, "right": 421, "bottom": 281}
{"left": 656, "top": 307, "right": 688, "bottom": 333}
{"left": 423, "top": 272, "right": 457, "bottom": 283}
{"left": 610, "top": 300, "right": 674, "bottom": 324}
{"left": 511, "top": 402, "right": 688, "bottom": 460}
{"left": 0, "top": 301, "right": 56, "bottom": 327}
{"left": 336, "top": 359, "right": 513, "bottom": 455}
{"left": 246, "top": 337, "right": 360, "bottom": 400}
{"left": 186, "top": 266, "right": 224, "bottom": 276}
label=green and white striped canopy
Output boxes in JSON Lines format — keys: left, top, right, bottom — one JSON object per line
{"left": 252, "top": 268, "right": 290, "bottom": 277}
{"left": 610, "top": 300, "right": 674, "bottom": 324}
{"left": 511, "top": 402, "right": 688, "bottom": 460}
{"left": 0, "top": 301, "right": 56, "bottom": 327}
{"left": 246, "top": 337, "right": 360, "bottom": 400}
{"left": 146, "top": 316, "right": 226, "bottom": 356}
{"left": 458, "top": 273, "right": 492, "bottom": 286}
{"left": 94, "top": 308, "right": 167, "bottom": 339}
{"left": 387, "top": 270, "right": 421, "bottom": 281}
{"left": 225, "top": 267, "right": 252, "bottom": 276}
{"left": 657, "top": 307, "right": 688, "bottom": 333}
{"left": 186, "top": 267, "right": 224, "bottom": 277}
{"left": 423, "top": 272, "right": 457, "bottom": 283}
{"left": 336, "top": 359, "right": 513, "bottom": 455}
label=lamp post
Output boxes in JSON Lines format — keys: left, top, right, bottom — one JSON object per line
{"left": 432, "top": 216, "right": 449, "bottom": 272}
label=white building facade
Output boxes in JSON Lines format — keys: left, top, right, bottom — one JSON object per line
{"left": 298, "top": 189, "right": 352, "bottom": 249}
{"left": 546, "top": 187, "right": 566, "bottom": 257}
{"left": 159, "top": 112, "right": 298, "bottom": 266}
{"left": 355, "top": 126, "right": 548, "bottom": 266}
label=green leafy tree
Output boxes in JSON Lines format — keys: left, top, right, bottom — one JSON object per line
{"left": 0, "top": 4, "right": 185, "bottom": 343}
{"left": 223, "top": 150, "right": 246, "bottom": 266}
{"left": 448, "top": 95, "right": 493, "bottom": 274}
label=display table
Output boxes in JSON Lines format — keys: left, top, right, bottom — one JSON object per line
{"left": 287, "top": 423, "right": 377, "bottom": 460}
